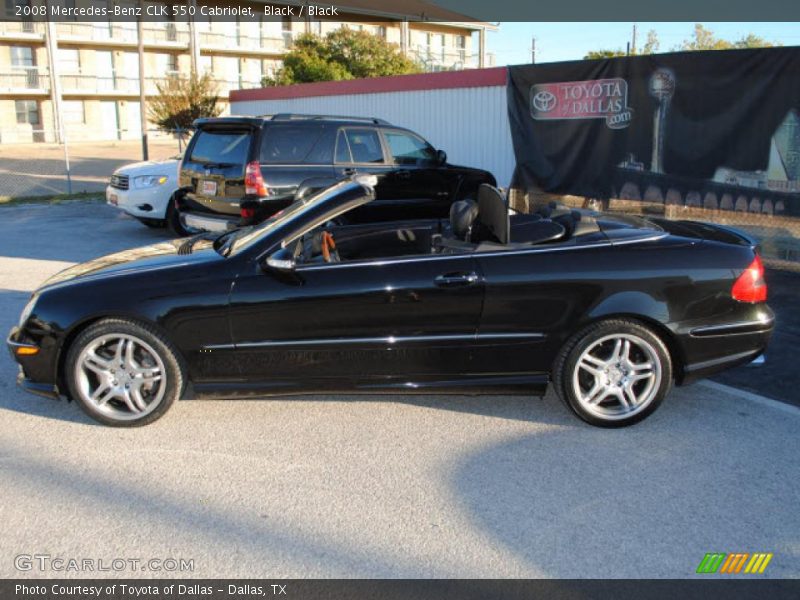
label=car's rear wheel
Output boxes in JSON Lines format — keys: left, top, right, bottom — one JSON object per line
{"left": 65, "top": 319, "right": 184, "bottom": 427}
{"left": 553, "top": 319, "right": 672, "bottom": 427}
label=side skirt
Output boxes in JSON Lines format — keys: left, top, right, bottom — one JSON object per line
{"left": 189, "top": 373, "right": 549, "bottom": 400}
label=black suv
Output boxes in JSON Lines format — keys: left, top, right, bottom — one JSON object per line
{"left": 176, "top": 114, "right": 496, "bottom": 233}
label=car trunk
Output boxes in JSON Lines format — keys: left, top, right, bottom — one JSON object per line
{"left": 181, "top": 124, "right": 257, "bottom": 215}
{"left": 646, "top": 218, "right": 757, "bottom": 247}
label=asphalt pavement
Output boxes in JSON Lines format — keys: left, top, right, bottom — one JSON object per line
{"left": 0, "top": 202, "right": 798, "bottom": 578}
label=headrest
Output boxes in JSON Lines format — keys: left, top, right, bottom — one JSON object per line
{"left": 450, "top": 199, "right": 479, "bottom": 241}
{"left": 477, "top": 184, "right": 510, "bottom": 244}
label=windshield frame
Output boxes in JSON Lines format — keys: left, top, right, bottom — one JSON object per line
{"left": 225, "top": 179, "right": 375, "bottom": 258}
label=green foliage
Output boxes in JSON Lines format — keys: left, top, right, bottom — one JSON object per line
{"left": 263, "top": 28, "right": 420, "bottom": 86}
{"left": 678, "top": 24, "right": 778, "bottom": 51}
{"left": 148, "top": 72, "right": 223, "bottom": 134}
{"left": 583, "top": 30, "right": 660, "bottom": 60}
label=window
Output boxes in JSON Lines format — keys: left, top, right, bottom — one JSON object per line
{"left": 189, "top": 129, "right": 251, "bottom": 165}
{"left": 340, "top": 129, "right": 384, "bottom": 164}
{"left": 260, "top": 125, "right": 325, "bottom": 164}
{"left": 10, "top": 46, "right": 34, "bottom": 68}
{"left": 199, "top": 55, "right": 212, "bottom": 74}
{"left": 59, "top": 48, "right": 80, "bottom": 73}
{"left": 384, "top": 131, "right": 436, "bottom": 165}
{"left": 15, "top": 100, "right": 39, "bottom": 125}
{"left": 335, "top": 130, "right": 351, "bottom": 163}
{"left": 62, "top": 100, "right": 85, "bottom": 124}
{"left": 377, "top": 26, "right": 387, "bottom": 39}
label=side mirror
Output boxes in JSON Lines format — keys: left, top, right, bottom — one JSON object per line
{"left": 436, "top": 149, "right": 447, "bottom": 165}
{"left": 265, "top": 255, "right": 295, "bottom": 271}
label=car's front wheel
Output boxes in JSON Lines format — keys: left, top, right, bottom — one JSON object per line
{"left": 553, "top": 319, "right": 672, "bottom": 427}
{"left": 65, "top": 318, "right": 184, "bottom": 427}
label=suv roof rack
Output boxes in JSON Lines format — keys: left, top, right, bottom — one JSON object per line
{"left": 264, "top": 113, "right": 391, "bottom": 125}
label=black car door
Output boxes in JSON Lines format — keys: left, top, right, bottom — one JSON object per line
{"left": 228, "top": 249, "right": 485, "bottom": 385}
{"left": 380, "top": 128, "right": 450, "bottom": 219}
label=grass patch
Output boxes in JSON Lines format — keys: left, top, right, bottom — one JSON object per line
{"left": 0, "top": 192, "right": 105, "bottom": 206}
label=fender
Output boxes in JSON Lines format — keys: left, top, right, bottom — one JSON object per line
{"left": 586, "top": 291, "right": 671, "bottom": 326}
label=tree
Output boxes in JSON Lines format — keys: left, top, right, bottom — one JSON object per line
{"left": 583, "top": 30, "right": 660, "bottom": 60}
{"left": 264, "top": 28, "right": 420, "bottom": 86}
{"left": 148, "top": 72, "right": 223, "bottom": 137}
{"left": 678, "top": 24, "right": 777, "bottom": 51}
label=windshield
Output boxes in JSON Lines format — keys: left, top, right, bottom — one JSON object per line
{"left": 225, "top": 179, "right": 364, "bottom": 256}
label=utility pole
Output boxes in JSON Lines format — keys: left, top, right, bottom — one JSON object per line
{"left": 631, "top": 23, "right": 638, "bottom": 55}
{"left": 137, "top": 10, "right": 148, "bottom": 160}
{"left": 530, "top": 37, "right": 536, "bottom": 64}
{"left": 626, "top": 42, "right": 630, "bottom": 56}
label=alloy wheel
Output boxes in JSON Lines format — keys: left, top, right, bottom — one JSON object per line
{"left": 571, "top": 333, "right": 662, "bottom": 421}
{"left": 74, "top": 333, "right": 166, "bottom": 421}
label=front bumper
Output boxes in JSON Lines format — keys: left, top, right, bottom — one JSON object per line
{"left": 7, "top": 327, "right": 60, "bottom": 400}
{"left": 106, "top": 184, "right": 173, "bottom": 220}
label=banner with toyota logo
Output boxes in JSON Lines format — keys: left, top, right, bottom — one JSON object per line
{"left": 507, "top": 47, "right": 800, "bottom": 216}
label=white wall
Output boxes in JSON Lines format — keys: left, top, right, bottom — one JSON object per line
{"left": 231, "top": 85, "right": 515, "bottom": 188}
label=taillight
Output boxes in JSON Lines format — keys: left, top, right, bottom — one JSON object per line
{"left": 240, "top": 207, "right": 256, "bottom": 219}
{"left": 731, "top": 255, "right": 767, "bottom": 303}
{"left": 244, "top": 161, "right": 268, "bottom": 196}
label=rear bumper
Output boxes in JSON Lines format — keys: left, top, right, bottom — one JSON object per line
{"left": 181, "top": 211, "right": 239, "bottom": 233}
{"left": 678, "top": 307, "right": 774, "bottom": 384}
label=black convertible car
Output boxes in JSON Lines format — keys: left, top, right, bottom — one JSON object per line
{"left": 8, "top": 177, "right": 772, "bottom": 427}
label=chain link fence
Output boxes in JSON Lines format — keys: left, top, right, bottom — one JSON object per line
{"left": 0, "top": 129, "right": 186, "bottom": 200}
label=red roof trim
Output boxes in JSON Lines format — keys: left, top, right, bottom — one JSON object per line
{"left": 230, "top": 67, "right": 507, "bottom": 103}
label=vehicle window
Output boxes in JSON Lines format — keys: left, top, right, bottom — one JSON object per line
{"left": 384, "top": 131, "right": 437, "bottom": 165}
{"left": 260, "top": 124, "right": 325, "bottom": 164}
{"left": 189, "top": 129, "right": 250, "bottom": 165}
{"left": 335, "top": 130, "right": 352, "bottom": 163}
{"left": 345, "top": 129, "right": 384, "bottom": 164}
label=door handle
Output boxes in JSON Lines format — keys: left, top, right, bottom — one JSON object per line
{"left": 395, "top": 170, "right": 411, "bottom": 179}
{"left": 343, "top": 167, "right": 357, "bottom": 176}
{"left": 434, "top": 272, "right": 480, "bottom": 287}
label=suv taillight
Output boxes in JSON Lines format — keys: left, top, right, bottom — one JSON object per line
{"left": 731, "top": 255, "right": 767, "bottom": 303}
{"left": 244, "top": 161, "right": 268, "bottom": 196}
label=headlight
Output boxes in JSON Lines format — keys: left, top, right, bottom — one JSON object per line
{"left": 133, "top": 175, "right": 169, "bottom": 189}
{"left": 18, "top": 293, "right": 38, "bottom": 328}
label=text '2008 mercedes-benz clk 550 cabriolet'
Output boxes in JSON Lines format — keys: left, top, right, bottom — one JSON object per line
{"left": 8, "top": 176, "right": 772, "bottom": 427}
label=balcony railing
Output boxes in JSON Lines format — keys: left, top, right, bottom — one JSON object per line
{"left": 56, "top": 22, "right": 138, "bottom": 44}
{"left": 60, "top": 72, "right": 140, "bottom": 94}
{"left": 142, "top": 25, "right": 190, "bottom": 45}
{"left": 0, "top": 20, "right": 43, "bottom": 37}
{"left": 0, "top": 67, "right": 50, "bottom": 93}
{"left": 411, "top": 45, "right": 473, "bottom": 71}
{"left": 199, "top": 30, "right": 295, "bottom": 52}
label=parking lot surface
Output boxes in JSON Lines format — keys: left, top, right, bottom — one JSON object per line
{"left": 0, "top": 202, "right": 798, "bottom": 578}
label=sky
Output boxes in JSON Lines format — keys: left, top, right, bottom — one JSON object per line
{"left": 487, "top": 22, "right": 800, "bottom": 66}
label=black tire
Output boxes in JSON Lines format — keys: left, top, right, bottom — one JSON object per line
{"left": 137, "top": 217, "right": 166, "bottom": 228}
{"left": 166, "top": 197, "right": 189, "bottom": 237}
{"left": 553, "top": 319, "right": 673, "bottom": 428}
{"left": 65, "top": 318, "right": 185, "bottom": 427}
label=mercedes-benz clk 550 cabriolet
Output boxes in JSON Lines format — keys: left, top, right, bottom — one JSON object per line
{"left": 8, "top": 177, "right": 773, "bottom": 427}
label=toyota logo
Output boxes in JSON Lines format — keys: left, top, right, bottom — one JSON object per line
{"left": 532, "top": 90, "right": 557, "bottom": 113}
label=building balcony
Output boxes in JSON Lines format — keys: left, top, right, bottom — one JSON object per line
{"left": 0, "top": 67, "right": 50, "bottom": 95}
{"left": 0, "top": 20, "right": 45, "bottom": 41}
{"left": 60, "top": 72, "right": 141, "bottom": 95}
{"left": 56, "top": 22, "right": 139, "bottom": 45}
{"left": 199, "top": 30, "right": 295, "bottom": 54}
{"left": 141, "top": 25, "right": 190, "bottom": 47}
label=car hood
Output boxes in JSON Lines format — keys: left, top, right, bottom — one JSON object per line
{"left": 114, "top": 158, "right": 180, "bottom": 177}
{"left": 40, "top": 239, "right": 218, "bottom": 290}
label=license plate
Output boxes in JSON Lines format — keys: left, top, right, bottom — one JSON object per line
{"left": 108, "top": 193, "right": 118, "bottom": 205}
{"left": 202, "top": 180, "right": 218, "bottom": 196}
